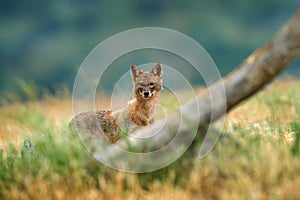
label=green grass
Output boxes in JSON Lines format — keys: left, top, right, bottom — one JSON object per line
{"left": 0, "top": 79, "right": 300, "bottom": 199}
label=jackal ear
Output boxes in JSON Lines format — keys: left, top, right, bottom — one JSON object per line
{"left": 131, "top": 64, "right": 143, "bottom": 80}
{"left": 151, "top": 63, "right": 162, "bottom": 77}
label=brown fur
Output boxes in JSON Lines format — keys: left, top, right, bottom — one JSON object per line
{"left": 69, "top": 63, "right": 163, "bottom": 147}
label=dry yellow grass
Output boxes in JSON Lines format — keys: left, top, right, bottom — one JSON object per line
{"left": 0, "top": 78, "right": 300, "bottom": 200}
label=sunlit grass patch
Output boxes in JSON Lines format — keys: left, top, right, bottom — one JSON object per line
{"left": 0, "top": 78, "right": 300, "bottom": 199}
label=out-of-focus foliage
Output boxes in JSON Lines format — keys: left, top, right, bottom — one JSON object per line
{"left": 1, "top": 0, "right": 300, "bottom": 94}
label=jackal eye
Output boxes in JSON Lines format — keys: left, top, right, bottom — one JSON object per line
{"left": 149, "top": 82, "right": 155, "bottom": 87}
{"left": 150, "top": 87, "right": 155, "bottom": 92}
{"left": 138, "top": 87, "right": 143, "bottom": 92}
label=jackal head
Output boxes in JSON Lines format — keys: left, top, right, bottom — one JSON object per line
{"left": 131, "top": 63, "right": 163, "bottom": 100}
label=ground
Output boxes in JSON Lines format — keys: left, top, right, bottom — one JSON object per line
{"left": 0, "top": 78, "right": 299, "bottom": 200}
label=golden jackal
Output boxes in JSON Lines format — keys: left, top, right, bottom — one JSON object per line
{"left": 69, "top": 63, "right": 163, "bottom": 145}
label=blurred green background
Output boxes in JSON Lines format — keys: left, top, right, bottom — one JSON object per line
{"left": 1, "top": 0, "right": 300, "bottom": 95}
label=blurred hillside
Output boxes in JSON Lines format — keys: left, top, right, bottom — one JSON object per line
{"left": 1, "top": 0, "right": 300, "bottom": 94}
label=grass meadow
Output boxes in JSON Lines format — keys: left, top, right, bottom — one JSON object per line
{"left": 0, "top": 78, "right": 300, "bottom": 200}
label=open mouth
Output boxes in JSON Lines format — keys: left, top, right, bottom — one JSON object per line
{"left": 143, "top": 95, "right": 151, "bottom": 99}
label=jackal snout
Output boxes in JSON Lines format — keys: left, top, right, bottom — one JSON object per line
{"left": 131, "top": 63, "right": 163, "bottom": 100}
{"left": 143, "top": 90, "right": 150, "bottom": 98}
{"left": 139, "top": 85, "right": 152, "bottom": 99}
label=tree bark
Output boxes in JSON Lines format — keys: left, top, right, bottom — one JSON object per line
{"left": 223, "top": 10, "right": 300, "bottom": 112}
{"left": 95, "top": 10, "right": 300, "bottom": 159}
